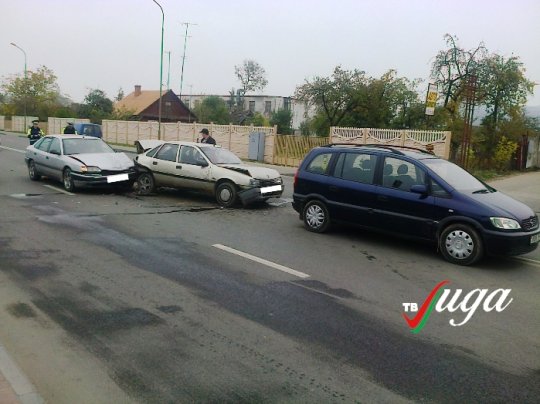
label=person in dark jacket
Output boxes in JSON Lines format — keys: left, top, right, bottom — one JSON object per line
{"left": 27, "top": 120, "right": 45, "bottom": 144}
{"left": 199, "top": 128, "right": 216, "bottom": 145}
{"left": 63, "top": 122, "right": 76, "bottom": 134}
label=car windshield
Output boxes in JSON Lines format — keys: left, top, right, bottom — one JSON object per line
{"left": 423, "top": 159, "right": 492, "bottom": 192}
{"left": 201, "top": 147, "right": 242, "bottom": 164}
{"left": 62, "top": 138, "right": 114, "bottom": 155}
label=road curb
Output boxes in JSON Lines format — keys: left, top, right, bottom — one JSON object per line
{"left": 0, "top": 343, "right": 43, "bottom": 404}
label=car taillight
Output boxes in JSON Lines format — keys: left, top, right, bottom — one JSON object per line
{"left": 293, "top": 169, "right": 298, "bottom": 188}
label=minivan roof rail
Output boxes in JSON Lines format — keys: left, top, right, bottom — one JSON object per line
{"left": 323, "top": 143, "right": 435, "bottom": 155}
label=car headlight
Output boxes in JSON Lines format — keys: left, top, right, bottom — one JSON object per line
{"left": 275, "top": 177, "right": 283, "bottom": 184}
{"left": 490, "top": 217, "right": 521, "bottom": 230}
{"left": 81, "top": 165, "right": 101, "bottom": 173}
{"left": 249, "top": 179, "right": 261, "bottom": 187}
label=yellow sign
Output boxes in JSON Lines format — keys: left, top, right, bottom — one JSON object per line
{"left": 425, "top": 84, "right": 438, "bottom": 116}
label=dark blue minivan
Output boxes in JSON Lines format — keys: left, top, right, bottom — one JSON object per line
{"left": 74, "top": 123, "right": 102, "bottom": 139}
{"left": 292, "top": 144, "right": 539, "bottom": 265}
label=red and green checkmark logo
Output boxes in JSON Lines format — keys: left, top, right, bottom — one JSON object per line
{"left": 402, "top": 280, "right": 513, "bottom": 333}
{"left": 402, "top": 280, "right": 450, "bottom": 334}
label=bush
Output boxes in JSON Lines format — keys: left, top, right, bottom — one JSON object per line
{"left": 493, "top": 135, "right": 517, "bottom": 171}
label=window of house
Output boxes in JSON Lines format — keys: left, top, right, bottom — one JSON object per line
{"left": 265, "top": 101, "right": 272, "bottom": 114}
{"left": 249, "top": 101, "right": 256, "bottom": 112}
{"left": 283, "top": 97, "right": 291, "bottom": 111}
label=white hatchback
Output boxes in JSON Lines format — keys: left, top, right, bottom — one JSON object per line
{"left": 134, "top": 141, "right": 283, "bottom": 207}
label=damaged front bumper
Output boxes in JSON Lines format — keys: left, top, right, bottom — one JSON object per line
{"left": 238, "top": 184, "right": 284, "bottom": 206}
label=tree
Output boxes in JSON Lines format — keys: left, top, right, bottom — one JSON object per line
{"left": 430, "top": 34, "right": 487, "bottom": 114}
{"left": 295, "top": 66, "right": 368, "bottom": 128}
{"left": 245, "top": 112, "right": 269, "bottom": 127}
{"left": 78, "top": 89, "right": 113, "bottom": 123}
{"left": 476, "top": 54, "right": 534, "bottom": 131}
{"left": 115, "top": 88, "right": 125, "bottom": 101}
{"left": 270, "top": 108, "right": 293, "bottom": 134}
{"left": 235, "top": 60, "right": 268, "bottom": 94}
{"left": 193, "top": 96, "right": 230, "bottom": 124}
{"left": 1, "top": 66, "right": 61, "bottom": 119}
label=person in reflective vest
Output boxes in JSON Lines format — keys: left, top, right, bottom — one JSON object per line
{"left": 63, "top": 122, "right": 76, "bottom": 134}
{"left": 27, "top": 120, "right": 45, "bottom": 144}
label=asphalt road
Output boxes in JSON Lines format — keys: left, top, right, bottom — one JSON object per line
{"left": 0, "top": 132, "right": 539, "bottom": 403}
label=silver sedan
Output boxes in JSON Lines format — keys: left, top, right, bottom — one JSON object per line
{"left": 25, "top": 135, "right": 137, "bottom": 192}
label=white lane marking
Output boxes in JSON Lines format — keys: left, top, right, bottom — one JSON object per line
{"left": 512, "top": 256, "right": 540, "bottom": 268}
{"left": 42, "top": 184, "right": 75, "bottom": 196}
{"left": 212, "top": 244, "right": 310, "bottom": 279}
{"left": 0, "top": 145, "right": 25, "bottom": 153}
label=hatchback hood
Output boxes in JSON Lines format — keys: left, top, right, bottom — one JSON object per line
{"left": 466, "top": 190, "right": 535, "bottom": 220}
{"left": 69, "top": 153, "right": 134, "bottom": 170}
{"left": 219, "top": 164, "right": 280, "bottom": 179}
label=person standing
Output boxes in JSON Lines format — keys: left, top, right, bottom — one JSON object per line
{"left": 27, "top": 120, "right": 45, "bottom": 145}
{"left": 199, "top": 128, "right": 216, "bottom": 145}
{"left": 63, "top": 122, "right": 76, "bottom": 134}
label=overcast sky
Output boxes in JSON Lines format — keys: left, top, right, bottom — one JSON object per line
{"left": 2, "top": 0, "right": 539, "bottom": 106}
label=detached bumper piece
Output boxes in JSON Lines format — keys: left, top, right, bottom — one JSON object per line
{"left": 239, "top": 185, "right": 284, "bottom": 206}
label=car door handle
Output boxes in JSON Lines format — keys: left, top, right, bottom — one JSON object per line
{"left": 377, "top": 195, "right": 388, "bottom": 202}
{"left": 46, "top": 156, "right": 49, "bottom": 160}
{"left": 176, "top": 165, "right": 182, "bottom": 169}
{"left": 152, "top": 161, "right": 158, "bottom": 165}
{"left": 329, "top": 185, "right": 339, "bottom": 192}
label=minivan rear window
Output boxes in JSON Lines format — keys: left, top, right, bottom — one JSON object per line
{"left": 306, "top": 153, "right": 332, "bottom": 174}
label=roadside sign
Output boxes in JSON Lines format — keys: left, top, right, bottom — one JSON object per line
{"left": 425, "top": 83, "right": 438, "bottom": 116}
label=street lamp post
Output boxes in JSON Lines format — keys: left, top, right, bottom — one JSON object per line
{"left": 151, "top": 0, "right": 164, "bottom": 139}
{"left": 165, "top": 51, "right": 171, "bottom": 90}
{"left": 10, "top": 42, "right": 28, "bottom": 130}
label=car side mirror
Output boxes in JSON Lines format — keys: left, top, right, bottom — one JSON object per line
{"left": 410, "top": 184, "right": 427, "bottom": 194}
{"left": 198, "top": 160, "right": 209, "bottom": 168}
{"left": 50, "top": 149, "right": 61, "bottom": 155}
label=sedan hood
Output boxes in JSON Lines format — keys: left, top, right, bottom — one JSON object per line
{"left": 69, "top": 153, "right": 134, "bottom": 170}
{"left": 466, "top": 190, "right": 535, "bottom": 220}
{"left": 219, "top": 164, "right": 280, "bottom": 179}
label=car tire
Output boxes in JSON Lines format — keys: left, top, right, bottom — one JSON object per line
{"left": 137, "top": 172, "right": 155, "bottom": 195}
{"left": 439, "top": 223, "right": 484, "bottom": 266}
{"left": 63, "top": 168, "right": 76, "bottom": 192}
{"left": 303, "top": 200, "right": 330, "bottom": 233}
{"left": 216, "top": 182, "right": 237, "bottom": 207}
{"left": 28, "top": 160, "right": 41, "bottom": 181}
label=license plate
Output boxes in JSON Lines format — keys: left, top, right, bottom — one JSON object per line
{"left": 531, "top": 233, "right": 540, "bottom": 244}
{"left": 261, "top": 185, "right": 282, "bottom": 194}
{"left": 107, "top": 173, "right": 129, "bottom": 183}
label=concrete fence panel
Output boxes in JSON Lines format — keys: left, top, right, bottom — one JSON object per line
{"left": 47, "top": 117, "right": 90, "bottom": 134}
{"left": 331, "top": 127, "right": 452, "bottom": 159}
{"left": 11, "top": 116, "right": 38, "bottom": 133}
{"left": 101, "top": 120, "right": 278, "bottom": 163}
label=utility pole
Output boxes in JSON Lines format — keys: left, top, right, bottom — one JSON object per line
{"left": 179, "top": 22, "right": 197, "bottom": 98}
{"left": 165, "top": 51, "right": 171, "bottom": 90}
{"left": 10, "top": 42, "right": 27, "bottom": 129}
{"left": 188, "top": 84, "right": 193, "bottom": 123}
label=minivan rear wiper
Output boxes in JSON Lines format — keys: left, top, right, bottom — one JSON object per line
{"left": 472, "top": 189, "right": 490, "bottom": 194}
